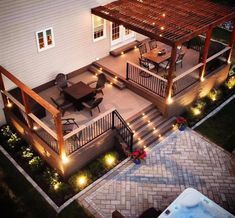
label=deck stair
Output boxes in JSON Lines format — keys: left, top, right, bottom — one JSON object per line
{"left": 126, "top": 104, "right": 176, "bottom": 150}
{"left": 89, "top": 62, "right": 126, "bottom": 90}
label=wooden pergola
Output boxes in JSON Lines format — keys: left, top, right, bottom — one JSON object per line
{"left": 92, "top": 0, "right": 235, "bottom": 102}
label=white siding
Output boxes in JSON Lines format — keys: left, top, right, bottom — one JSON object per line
{"left": 0, "top": 0, "right": 146, "bottom": 124}
{"left": 0, "top": 0, "right": 112, "bottom": 90}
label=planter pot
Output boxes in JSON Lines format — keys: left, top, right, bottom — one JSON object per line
{"left": 133, "top": 159, "right": 141, "bottom": 164}
{"left": 179, "top": 125, "right": 186, "bottom": 131}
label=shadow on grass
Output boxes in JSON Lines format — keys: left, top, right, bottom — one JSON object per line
{"left": 0, "top": 152, "right": 93, "bottom": 218}
{"left": 195, "top": 99, "right": 235, "bottom": 152}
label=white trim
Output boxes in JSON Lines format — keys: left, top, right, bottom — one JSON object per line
{"left": 110, "top": 23, "right": 136, "bottom": 48}
{"left": 36, "top": 27, "right": 55, "bottom": 52}
{"left": 92, "top": 15, "right": 106, "bottom": 42}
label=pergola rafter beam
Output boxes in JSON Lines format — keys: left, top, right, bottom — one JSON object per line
{"left": 92, "top": 0, "right": 235, "bottom": 46}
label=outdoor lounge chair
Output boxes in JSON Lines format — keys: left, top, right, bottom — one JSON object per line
{"left": 139, "top": 57, "right": 155, "bottom": 71}
{"left": 55, "top": 73, "right": 74, "bottom": 95}
{"left": 82, "top": 97, "right": 103, "bottom": 116}
{"left": 50, "top": 96, "right": 74, "bottom": 116}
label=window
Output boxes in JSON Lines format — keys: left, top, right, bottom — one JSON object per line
{"left": 36, "top": 27, "right": 55, "bottom": 52}
{"left": 93, "top": 15, "right": 106, "bottom": 41}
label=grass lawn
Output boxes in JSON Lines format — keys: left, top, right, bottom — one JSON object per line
{"left": 196, "top": 99, "right": 235, "bottom": 152}
{"left": 0, "top": 152, "right": 92, "bottom": 218}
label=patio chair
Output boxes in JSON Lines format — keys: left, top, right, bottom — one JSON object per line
{"left": 159, "top": 60, "right": 171, "bottom": 73}
{"left": 62, "top": 118, "right": 79, "bottom": 134}
{"left": 139, "top": 57, "right": 155, "bottom": 71}
{"left": 148, "top": 39, "right": 157, "bottom": 50}
{"left": 82, "top": 97, "right": 103, "bottom": 116}
{"left": 50, "top": 96, "right": 74, "bottom": 116}
{"left": 175, "top": 52, "right": 185, "bottom": 69}
{"left": 138, "top": 43, "right": 147, "bottom": 57}
{"left": 55, "top": 73, "right": 74, "bottom": 95}
{"left": 87, "top": 73, "right": 106, "bottom": 95}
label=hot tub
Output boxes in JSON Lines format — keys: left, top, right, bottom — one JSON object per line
{"left": 158, "top": 188, "right": 234, "bottom": 218}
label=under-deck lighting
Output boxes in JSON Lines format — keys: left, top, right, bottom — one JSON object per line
{"left": 6, "top": 101, "right": 13, "bottom": 108}
{"left": 115, "top": 76, "right": 118, "bottom": 79}
{"left": 158, "top": 134, "right": 161, "bottom": 138}
{"left": 61, "top": 153, "right": 69, "bottom": 164}
{"left": 121, "top": 51, "right": 124, "bottom": 55}
{"left": 200, "top": 76, "right": 205, "bottom": 82}
{"left": 159, "top": 34, "right": 163, "bottom": 37}
{"left": 96, "top": 58, "right": 100, "bottom": 61}
{"left": 160, "top": 26, "right": 165, "bottom": 30}
{"left": 152, "top": 22, "right": 155, "bottom": 25}
{"left": 110, "top": 82, "right": 113, "bottom": 85}
{"left": 134, "top": 46, "right": 137, "bottom": 49}
{"left": 162, "top": 13, "right": 166, "bottom": 17}
{"left": 142, "top": 113, "right": 145, "bottom": 116}
{"left": 167, "top": 96, "right": 173, "bottom": 104}
{"left": 77, "top": 175, "right": 87, "bottom": 188}
{"left": 99, "top": 67, "right": 103, "bottom": 71}
{"left": 33, "top": 125, "right": 38, "bottom": 130}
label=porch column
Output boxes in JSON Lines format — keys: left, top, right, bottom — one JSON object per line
{"left": 21, "top": 90, "right": 34, "bottom": 129}
{"left": 54, "top": 113, "right": 66, "bottom": 160}
{"left": 165, "top": 44, "right": 177, "bottom": 104}
{"left": 0, "top": 71, "right": 7, "bottom": 105}
{"left": 227, "top": 18, "right": 235, "bottom": 64}
{"left": 199, "top": 28, "right": 213, "bottom": 81}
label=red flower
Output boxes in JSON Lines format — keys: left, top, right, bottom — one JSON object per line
{"left": 176, "top": 117, "right": 187, "bottom": 125}
{"left": 130, "top": 149, "right": 147, "bottom": 160}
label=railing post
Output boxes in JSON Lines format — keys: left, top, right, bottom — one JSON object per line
{"left": 0, "top": 71, "right": 7, "bottom": 105}
{"left": 21, "top": 90, "right": 34, "bottom": 129}
{"left": 227, "top": 18, "right": 235, "bottom": 64}
{"left": 165, "top": 44, "right": 177, "bottom": 104}
{"left": 54, "top": 113, "right": 65, "bottom": 157}
{"left": 130, "top": 133, "right": 133, "bottom": 153}
{"left": 199, "top": 28, "right": 213, "bottom": 81}
{"left": 126, "top": 62, "right": 129, "bottom": 80}
{"left": 112, "top": 111, "right": 115, "bottom": 129}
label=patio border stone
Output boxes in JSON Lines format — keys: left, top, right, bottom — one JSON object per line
{"left": 0, "top": 143, "right": 132, "bottom": 213}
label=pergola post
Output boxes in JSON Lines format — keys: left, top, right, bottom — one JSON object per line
{"left": 227, "top": 19, "right": 235, "bottom": 64}
{"left": 199, "top": 28, "right": 213, "bottom": 81}
{"left": 165, "top": 44, "right": 177, "bottom": 104}
{"left": 21, "top": 90, "right": 34, "bottom": 129}
{"left": 54, "top": 113, "right": 66, "bottom": 160}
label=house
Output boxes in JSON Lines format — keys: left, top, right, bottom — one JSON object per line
{"left": 0, "top": 0, "right": 234, "bottom": 176}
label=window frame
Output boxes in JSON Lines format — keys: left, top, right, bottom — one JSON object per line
{"left": 36, "top": 27, "right": 55, "bottom": 52}
{"left": 92, "top": 15, "right": 106, "bottom": 42}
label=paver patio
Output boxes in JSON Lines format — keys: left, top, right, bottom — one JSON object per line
{"left": 78, "top": 129, "right": 235, "bottom": 218}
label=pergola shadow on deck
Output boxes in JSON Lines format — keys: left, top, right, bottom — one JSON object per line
{"left": 92, "top": 0, "right": 235, "bottom": 107}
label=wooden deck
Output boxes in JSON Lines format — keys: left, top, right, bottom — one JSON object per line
{"left": 39, "top": 71, "right": 151, "bottom": 128}
{"left": 95, "top": 42, "right": 200, "bottom": 79}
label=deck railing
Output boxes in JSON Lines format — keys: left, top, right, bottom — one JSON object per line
{"left": 172, "top": 46, "right": 231, "bottom": 96}
{"left": 2, "top": 90, "right": 59, "bottom": 153}
{"left": 172, "top": 63, "right": 202, "bottom": 96}
{"left": 63, "top": 108, "right": 133, "bottom": 155}
{"left": 126, "top": 61, "right": 168, "bottom": 98}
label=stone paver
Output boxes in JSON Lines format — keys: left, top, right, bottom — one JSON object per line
{"left": 79, "top": 129, "right": 235, "bottom": 218}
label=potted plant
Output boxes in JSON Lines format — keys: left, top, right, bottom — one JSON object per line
{"left": 176, "top": 117, "right": 188, "bottom": 131}
{"left": 130, "top": 149, "right": 147, "bottom": 164}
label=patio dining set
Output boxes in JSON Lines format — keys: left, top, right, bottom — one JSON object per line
{"left": 138, "top": 39, "right": 186, "bottom": 76}
{"left": 50, "top": 73, "right": 106, "bottom": 132}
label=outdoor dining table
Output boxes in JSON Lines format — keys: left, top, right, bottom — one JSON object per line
{"left": 63, "top": 81, "right": 95, "bottom": 110}
{"left": 142, "top": 47, "right": 171, "bottom": 64}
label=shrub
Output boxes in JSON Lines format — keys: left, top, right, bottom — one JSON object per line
{"left": 225, "top": 76, "right": 235, "bottom": 90}
{"left": 7, "top": 133, "right": 21, "bottom": 150}
{"left": 28, "top": 156, "right": 44, "bottom": 172}
{"left": 88, "top": 160, "right": 105, "bottom": 179}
